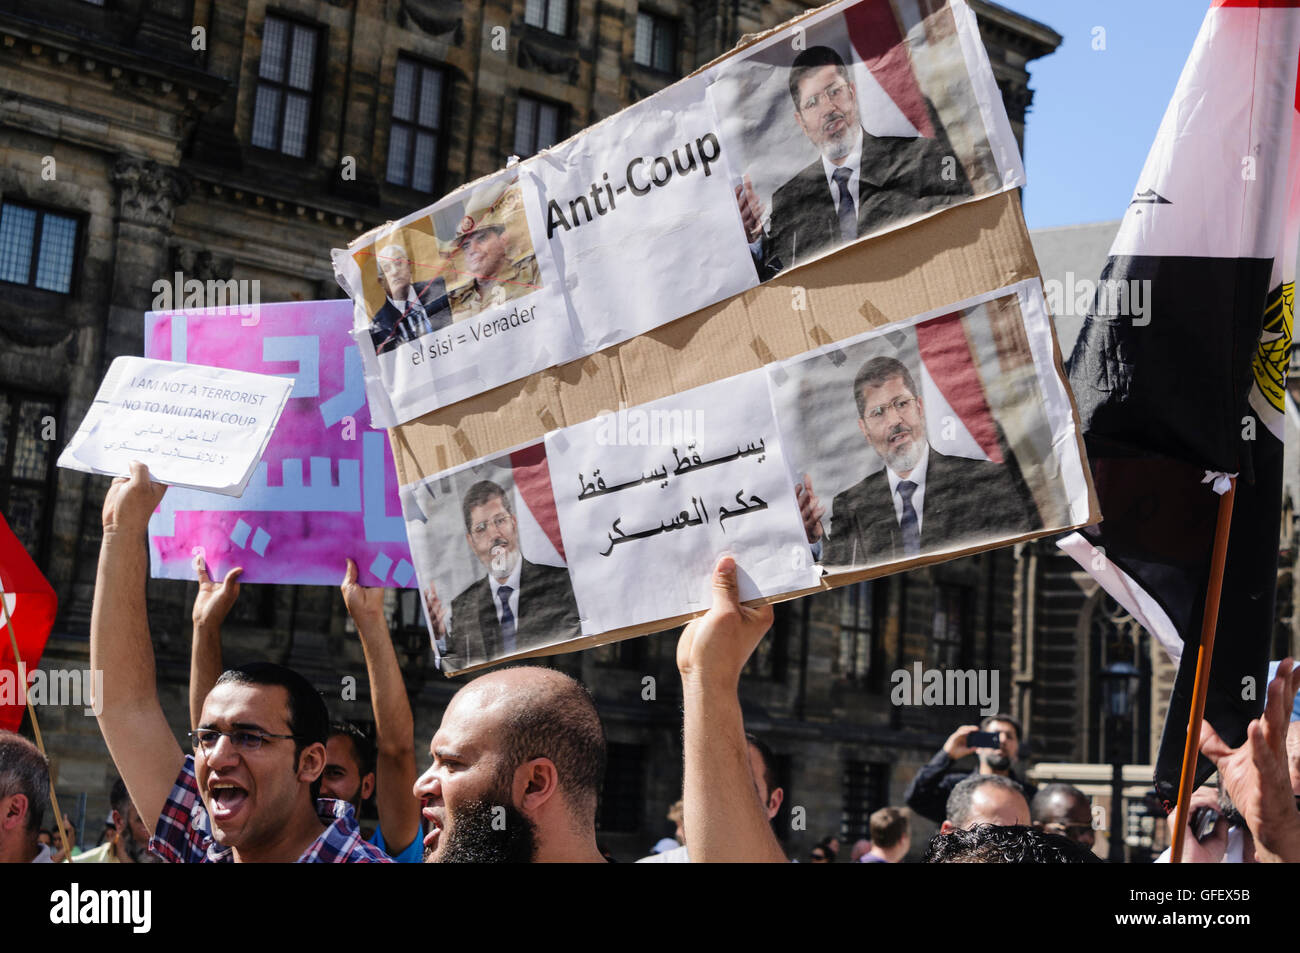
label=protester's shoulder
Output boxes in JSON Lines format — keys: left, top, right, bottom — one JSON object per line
{"left": 345, "top": 838, "right": 396, "bottom": 863}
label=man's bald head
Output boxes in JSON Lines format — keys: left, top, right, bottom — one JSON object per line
{"left": 450, "top": 666, "right": 607, "bottom": 821}
{"left": 944, "top": 774, "right": 1030, "bottom": 831}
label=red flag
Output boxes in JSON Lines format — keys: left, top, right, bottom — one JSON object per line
{"left": 0, "top": 513, "right": 57, "bottom": 731}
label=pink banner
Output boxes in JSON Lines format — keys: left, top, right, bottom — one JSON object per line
{"left": 145, "top": 300, "right": 414, "bottom": 587}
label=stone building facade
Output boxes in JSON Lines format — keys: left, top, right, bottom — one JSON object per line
{"left": 0, "top": 0, "right": 1063, "bottom": 859}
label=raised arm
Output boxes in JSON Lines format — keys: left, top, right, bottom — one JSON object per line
{"left": 90, "top": 462, "right": 186, "bottom": 832}
{"left": 189, "top": 556, "right": 242, "bottom": 730}
{"left": 677, "top": 554, "right": 785, "bottom": 862}
{"left": 341, "top": 558, "right": 420, "bottom": 853}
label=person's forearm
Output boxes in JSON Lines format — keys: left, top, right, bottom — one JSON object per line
{"left": 682, "top": 679, "right": 785, "bottom": 863}
{"left": 91, "top": 528, "right": 184, "bottom": 828}
{"left": 190, "top": 622, "right": 224, "bottom": 730}
{"left": 356, "top": 613, "right": 419, "bottom": 847}
{"left": 92, "top": 530, "right": 159, "bottom": 727}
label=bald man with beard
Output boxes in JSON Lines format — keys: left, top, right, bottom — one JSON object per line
{"left": 414, "top": 666, "right": 607, "bottom": 863}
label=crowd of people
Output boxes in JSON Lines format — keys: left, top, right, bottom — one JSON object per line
{"left": 3, "top": 462, "right": 1300, "bottom": 863}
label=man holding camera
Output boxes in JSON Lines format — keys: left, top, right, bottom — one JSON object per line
{"left": 905, "top": 716, "right": 1037, "bottom": 824}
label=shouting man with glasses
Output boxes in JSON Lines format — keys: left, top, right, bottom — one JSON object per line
{"left": 734, "top": 45, "right": 971, "bottom": 280}
{"left": 422, "top": 479, "right": 579, "bottom": 669}
{"left": 90, "top": 463, "right": 389, "bottom": 863}
{"left": 801, "top": 356, "right": 1036, "bottom": 567}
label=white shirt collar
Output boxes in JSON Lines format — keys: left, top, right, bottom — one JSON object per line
{"left": 885, "top": 444, "right": 930, "bottom": 534}
{"left": 487, "top": 557, "right": 522, "bottom": 601}
{"left": 820, "top": 126, "right": 864, "bottom": 197}
{"left": 387, "top": 286, "right": 426, "bottom": 319}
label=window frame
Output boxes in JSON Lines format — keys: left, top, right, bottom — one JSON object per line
{"left": 386, "top": 54, "right": 449, "bottom": 195}
{"left": 633, "top": 9, "right": 677, "bottom": 74}
{"left": 512, "top": 93, "right": 565, "bottom": 159}
{"left": 250, "top": 12, "right": 325, "bottom": 160}
{"left": 0, "top": 200, "right": 82, "bottom": 296}
{"left": 524, "top": 0, "right": 569, "bottom": 36}
{"left": 0, "top": 387, "right": 62, "bottom": 570}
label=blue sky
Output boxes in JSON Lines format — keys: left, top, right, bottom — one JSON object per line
{"left": 1003, "top": 0, "right": 1207, "bottom": 229}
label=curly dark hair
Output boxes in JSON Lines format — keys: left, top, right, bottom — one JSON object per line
{"left": 923, "top": 824, "right": 1102, "bottom": 863}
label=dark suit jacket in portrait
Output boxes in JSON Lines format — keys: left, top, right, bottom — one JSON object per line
{"left": 445, "top": 558, "right": 580, "bottom": 668}
{"left": 824, "top": 447, "right": 1040, "bottom": 568}
{"left": 369, "top": 277, "right": 452, "bottom": 355}
{"left": 758, "top": 123, "right": 972, "bottom": 280}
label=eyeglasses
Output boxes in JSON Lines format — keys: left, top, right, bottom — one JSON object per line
{"left": 800, "top": 81, "right": 851, "bottom": 113}
{"left": 471, "top": 513, "right": 513, "bottom": 538}
{"left": 865, "top": 396, "right": 918, "bottom": 421}
{"left": 188, "top": 728, "right": 302, "bottom": 753}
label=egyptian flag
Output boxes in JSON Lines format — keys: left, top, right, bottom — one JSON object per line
{"left": 1062, "top": 0, "right": 1300, "bottom": 810}
{"left": 0, "top": 514, "right": 57, "bottom": 731}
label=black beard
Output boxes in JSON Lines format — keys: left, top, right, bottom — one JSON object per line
{"left": 428, "top": 798, "right": 537, "bottom": 863}
{"left": 984, "top": 752, "right": 1012, "bottom": 772}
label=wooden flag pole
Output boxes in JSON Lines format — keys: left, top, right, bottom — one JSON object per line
{"left": 0, "top": 596, "right": 72, "bottom": 863}
{"left": 1169, "top": 476, "right": 1237, "bottom": 863}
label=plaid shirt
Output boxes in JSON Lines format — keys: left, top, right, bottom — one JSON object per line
{"left": 150, "top": 755, "right": 392, "bottom": 863}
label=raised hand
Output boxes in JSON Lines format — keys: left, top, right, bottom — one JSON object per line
{"left": 192, "top": 555, "right": 243, "bottom": 632}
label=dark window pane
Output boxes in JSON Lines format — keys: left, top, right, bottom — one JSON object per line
{"left": 653, "top": 21, "right": 674, "bottom": 72}
{"left": 0, "top": 204, "right": 36, "bottom": 285}
{"left": 546, "top": 0, "right": 566, "bottom": 35}
{"left": 35, "top": 213, "right": 76, "bottom": 293}
{"left": 387, "top": 125, "right": 411, "bottom": 186}
{"left": 281, "top": 93, "right": 311, "bottom": 157}
{"left": 536, "top": 103, "right": 559, "bottom": 151}
{"left": 393, "top": 60, "right": 416, "bottom": 122}
{"left": 0, "top": 394, "right": 11, "bottom": 463}
{"left": 596, "top": 743, "right": 644, "bottom": 832}
{"left": 288, "top": 25, "right": 316, "bottom": 91}
{"left": 418, "top": 69, "right": 441, "bottom": 128}
{"left": 6, "top": 485, "right": 44, "bottom": 557}
{"left": 634, "top": 13, "right": 653, "bottom": 66}
{"left": 259, "top": 18, "right": 288, "bottom": 81}
{"left": 251, "top": 85, "right": 281, "bottom": 149}
{"left": 514, "top": 98, "right": 537, "bottom": 156}
{"left": 412, "top": 133, "right": 436, "bottom": 193}
{"left": 13, "top": 401, "right": 55, "bottom": 481}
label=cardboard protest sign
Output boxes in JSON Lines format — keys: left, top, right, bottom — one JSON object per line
{"left": 371, "top": 0, "right": 1098, "bottom": 675}
{"left": 334, "top": 0, "right": 1022, "bottom": 426}
{"left": 58, "top": 357, "right": 293, "bottom": 497}
{"left": 399, "top": 280, "right": 1092, "bottom": 674}
{"left": 141, "top": 300, "right": 414, "bottom": 587}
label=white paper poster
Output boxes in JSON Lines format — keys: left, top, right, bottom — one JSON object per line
{"left": 58, "top": 356, "right": 294, "bottom": 496}
{"left": 545, "top": 371, "right": 819, "bottom": 635}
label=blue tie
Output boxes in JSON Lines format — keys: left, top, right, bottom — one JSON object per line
{"left": 833, "top": 167, "right": 856, "bottom": 241}
{"left": 497, "top": 585, "right": 517, "bottom": 654}
{"left": 897, "top": 480, "right": 920, "bottom": 556}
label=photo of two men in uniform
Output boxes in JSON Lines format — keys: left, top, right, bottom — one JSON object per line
{"left": 732, "top": 45, "right": 974, "bottom": 280}
{"left": 365, "top": 185, "right": 542, "bottom": 355}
